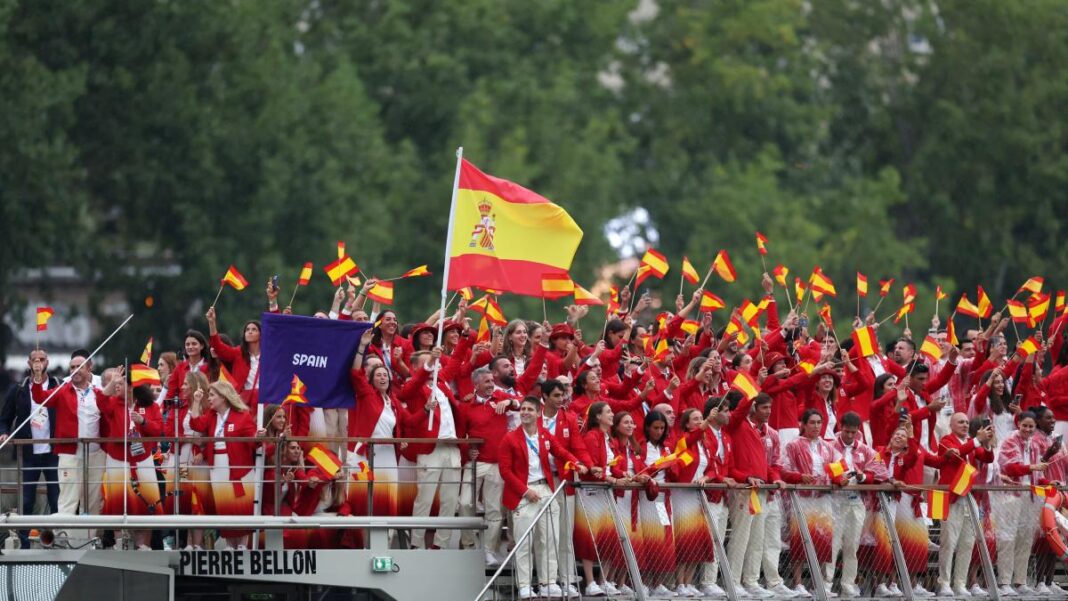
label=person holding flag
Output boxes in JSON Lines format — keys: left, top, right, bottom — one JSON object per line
{"left": 575, "top": 401, "right": 624, "bottom": 597}
{"left": 637, "top": 410, "right": 678, "bottom": 598}
{"left": 994, "top": 410, "right": 1050, "bottom": 595}
{"left": 206, "top": 306, "right": 262, "bottom": 410}
{"left": 666, "top": 407, "right": 718, "bottom": 598}
{"left": 934, "top": 412, "right": 994, "bottom": 596}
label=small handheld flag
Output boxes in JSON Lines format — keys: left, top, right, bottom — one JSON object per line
{"left": 129, "top": 364, "right": 162, "bottom": 387}
{"left": 221, "top": 265, "right": 249, "bottom": 291}
{"left": 140, "top": 337, "right": 154, "bottom": 364}
{"left": 927, "top": 490, "right": 949, "bottom": 520}
{"left": 36, "top": 306, "right": 55, "bottom": 332}
{"left": 367, "top": 281, "right": 395, "bottom": 305}
{"left": 681, "top": 257, "right": 700, "bottom": 285}
{"left": 711, "top": 250, "right": 737, "bottom": 283}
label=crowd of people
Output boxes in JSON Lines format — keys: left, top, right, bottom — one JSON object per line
{"left": 3, "top": 272, "right": 1068, "bottom": 600}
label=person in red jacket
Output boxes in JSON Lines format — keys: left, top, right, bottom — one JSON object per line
{"left": 575, "top": 401, "right": 621, "bottom": 597}
{"left": 638, "top": 410, "right": 678, "bottom": 598}
{"left": 99, "top": 375, "right": 163, "bottom": 549}
{"left": 668, "top": 407, "right": 718, "bottom": 597}
{"left": 206, "top": 306, "right": 261, "bottom": 409}
{"left": 994, "top": 411, "right": 1049, "bottom": 594}
{"left": 935, "top": 412, "right": 994, "bottom": 594}
{"left": 187, "top": 379, "right": 258, "bottom": 550}
{"left": 498, "top": 396, "right": 585, "bottom": 599}
{"left": 166, "top": 370, "right": 213, "bottom": 550}
{"left": 399, "top": 347, "right": 464, "bottom": 550}
{"left": 163, "top": 330, "right": 214, "bottom": 402}
{"left": 724, "top": 390, "right": 773, "bottom": 595}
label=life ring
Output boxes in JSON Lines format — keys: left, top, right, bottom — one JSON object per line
{"left": 1041, "top": 489, "right": 1068, "bottom": 562}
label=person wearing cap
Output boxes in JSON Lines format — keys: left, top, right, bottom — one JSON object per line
{"left": 758, "top": 350, "right": 809, "bottom": 447}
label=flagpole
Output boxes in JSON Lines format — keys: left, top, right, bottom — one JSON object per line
{"left": 429, "top": 147, "right": 464, "bottom": 429}
{"left": 288, "top": 283, "right": 300, "bottom": 309}
{"left": 210, "top": 282, "right": 226, "bottom": 308}
{"left": 542, "top": 296, "right": 548, "bottom": 324}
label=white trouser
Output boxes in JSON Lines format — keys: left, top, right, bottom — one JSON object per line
{"left": 412, "top": 445, "right": 461, "bottom": 548}
{"left": 997, "top": 494, "right": 1040, "bottom": 585}
{"left": 937, "top": 500, "right": 975, "bottom": 589}
{"left": 57, "top": 449, "right": 106, "bottom": 515}
{"left": 459, "top": 461, "right": 504, "bottom": 552}
{"left": 323, "top": 409, "right": 348, "bottom": 460}
{"left": 760, "top": 493, "right": 785, "bottom": 587}
{"left": 727, "top": 489, "right": 763, "bottom": 587}
{"left": 701, "top": 499, "right": 729, "bottom": 587}
{"left": 827, "top": 495, "right": 865, "bottom": 587}
{"left": 513, "top": 482, "right": 560, "bottom": 589}
{"left": 556, "top": 493, "right": 578, "bottom": 585}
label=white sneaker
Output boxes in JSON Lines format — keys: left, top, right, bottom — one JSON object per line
{"left": 137, "top": 544, "right": 151, "bottom": 551}
{"left": 586, "top": 582, "right": 606, "bottom": 597}
{"left": 840, "top": 584, "right": 860, "bottom": 598}
{"left": 674, "top": 586, "right": 694, "bottom": 598}
{"left": 236, "top": 544, "right": 247, "bottom": 550}
{"left": 518, "top": 586, "right": 534, "bottom": 599}
{"left": 564, "top": 584, "right": 582, "bottom": 598}
{"left": 1050, "top": 583, "right": 1068, "bottom": 596}
{"left": 604, "top": 582, "right": 621, "bottom": 596}
{"left": 652, "top": 584, "right": 676, "bottom": 597}
{"left": 744, "top": 585, "right": 771, "bottom": 598}
{"left": 485, "top": 552, "right": 500, "bottom": 567}
{"left": 699, "top": 584, "right": 726, "bottom": 598}
{"left": 913, "top": 584, "right": 934, "bottom": 598}
{"left": 874, "top": 584, "right": 892, "bottom": 597}
{"left": 793, "top": 584, "right": 813, "bottom": 598}
{"left": 183, "top": 544, "right": 194, "bottom": 551}
{"left": 770, "top": 583, "right": 798, "bottom": 598}
{"left": 823, "top": 583, "right": 838, "bottom": 599}
{"left": 952, "top": 586, "right": 972, "bottom": 597}
{"left": 1037, "top": 584, "right": 1051, "bottom": 595}
{"left": 934, "top": 586, "right": 954, "bottom": 598}
{"left": 618, "top": 584, "right": 635, "bottom": 596}
{"left": 1016, "top": 585, "right": 1035, "bottom": 596}
{"left": 969, "top": 585, "right": 987, "bottom": 597}
{"left": 887, "top": 583, "right": 903, "bottom": 597}
{"left": 543, "top": 584, "right": 564, "bottom": 598}
{"left": 997, "top": 585, "right": 1018, "bottom": 597}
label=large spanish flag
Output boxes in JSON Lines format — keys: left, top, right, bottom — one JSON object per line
{"left": 447, "top": 159, "right": 583, "bottom": 297}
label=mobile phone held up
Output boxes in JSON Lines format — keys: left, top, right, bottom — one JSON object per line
{"left": 272, "top": 275, "right": 280, "bottom": 292}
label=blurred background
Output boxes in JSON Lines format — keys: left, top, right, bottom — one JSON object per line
{"left": 2, "top": 0, "right": 1066, "bottom": 374}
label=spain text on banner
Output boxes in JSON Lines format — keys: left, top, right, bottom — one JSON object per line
{"left": 446, "top": 159, "right": 583, "bottom": 297}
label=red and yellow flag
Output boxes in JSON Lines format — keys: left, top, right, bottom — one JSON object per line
{"left": 902, "top": 283, "right": 917, "bottom": 305}
{"left": 894, "top": 303, "right": 914, "bottom": 324}
{"left": 818, "top": 304, "right": 833, "bottom": 327}
{"left": 458, "top": 287, "right": 474, "bottom": 302}
{"left": 641, "top": 249, "right": 670, "bottom": 278}
{"left": 401, "top": 265, "right": 431, "bottom": 279}
{"left": 957, "top": 293, "right": 981, "bottom": 318}
{"left": 1057, "top": 290, "right": 1066, "bottom": 315}
{"left": 475, "top": 316, "right": 491, "bottom": 343}
{"left": 679, "top": 319, "right": 701, "bottom": 336}
{"left": 1007, "top": 299, "right": 1029, "bottom": 324}
{"left": 573, "top": 284, "right": 604, "bottom": 306}
{"left": 856, "top": 272, "right": 868, "bottom": 297}
{"left": 298, "top": 262, "right": 313, "bottom": 286}
{"left": 825, "top": 459, "right": 847, "bottom": 481}
{"left": 772, "top": 265, "right": 789, "bottom": 287}
{"left": 809, "top": 267, "right": 837, "bottom": 297}
{"left": 306, "top": 445, "right": 342, "bottom": 478}
{"left": 635, "top": 264, "right": 654, "bottom": 288}
{"left": 852, "top": 326, "right": 878, "bottom": 358}
{"left": 218, "top": 363, "right": 240, "bottom": 388}
{"left": 284, "top": 374, "right": 309, "bottom": 404}
{"left": 367, "top": 281, "right": 395, "bottom": 305}
{"left": 470, "top": 295, "right": 507, "bottom": 326}
{"left": 541, "top": 273, "right": 575, "bottom": 300}
{"left": 927, "top": 490, "right": 949, "bottom": 520}
{"left": 935, "top": 285, "right": 947, "bottom": 301}
{"left": 919, "top": 335, "right": 943, "bottom": 362}
{"left": 36, "top": 306, "right": 55, "bottom": 331}
{"left": 711, "top": 250, "right": 737, "bottom": 283}
{"left": 755, "top": 232, "right": 769, "bottom": 256}
{"left": 739, "top": 299, "right": 763, "bottom": 326}
{"left": 673, "top": 437, "right": 695, "bottom": 467}
{"left": 794, "top": 278, "right": 806, "bottom": 304}
{"left": 947, "top": 319, "right": 959, "bottom": 346}
{"left": 976, "top": 286, "right": 993, "bottom": 319}
{"left": 1019, "top": 276, "right": 1044, "bottom": 296}
{"left": 140, "top": 337, "right": 153, "bottom": 364}
{"left": 129, "top": 363, "right": 161, "bottom": 387}
{"left": 681, "top": 256, "right": 700, "bottom": 285}
{"left": 731, "top": 371, "right": 760, "bottom": 401}
{"left": 879, "top": 278, "right": 894, "bottom": 297}
{"left": 221, "top": 265, "right": 249, "bottom": 290}
{"left": 447, "top": 159, "right": 583, "bottom": 297}
{"left": 1017, "top": 336, "right": 1040, "bottom": 359}
{"left": 324, "top": 255, "right": 359, "bottom": 286}
{"left": 700, "top": 290, "right": 725, "bottom": 313}
{"left": 950, "top": 462, "right": 978, "bottom": 496}
{"left": 1028, "top": 293, "right": 1051, "bottom": 327}
{"left": 748, "top": 488, "right": 763, "bottom": 515}
{"left": 1033, "top": 484, "right": 1054, "bottom": 498}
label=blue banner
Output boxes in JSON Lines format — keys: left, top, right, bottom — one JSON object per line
{"left": 259, "top": 313, "right": 372, "bottom": 409}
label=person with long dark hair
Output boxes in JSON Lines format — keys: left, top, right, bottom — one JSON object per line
{"left": 206, "top": 306, "right": 261, "bottom": 410}
{"left": 164, "top": 329, "right": 214, "bottom": 401}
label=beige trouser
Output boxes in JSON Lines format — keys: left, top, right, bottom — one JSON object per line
{"left": 57, "top": 449, "right": 106, "bottom": 515}
{"left": 459, "top": 461, "right": 504, "bottom": 552}
{"left": 513, "top": 482, "right": 560, "bottom": 589}
{"left": 997, "top": 493, "right": 1039, "bottom": 585}
{"left": 727, "top": 489, "right": 764, "bottom": 587}
{"left": 556, "top": 493, "right": 579, "bottom": 586}
{"left": 412, "top": 445, "right": 461, "bottom": 548}
{"left": 700, "top": 499, "right": 729, "bottom": 587}
{"left": 323, "top": 409, "right": 348, "bottom": 460}
{"left": 760, "top": 494, "right": 786, "bottom": 588}
{"left": 826, "top": 495, "right": 865, "bottom": 587}
{"left": 937, "top": 499, "right": 975, "bottom": 589}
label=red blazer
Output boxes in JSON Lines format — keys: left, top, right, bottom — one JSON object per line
{"left": 98, "top": 397, "right": 162, "bottom": 462}
{"left": 936, "top": 433, "right": 994, "bottom": 504}
{"left": 543, "top": 408, "right": 592, "bottom": 494}
{"left": 164, "top": 359, "right": 210, "bottom": 401}
{"left": 210, "top": 334, "right": 256, "bottom": 391}
{"left": 580, "top": 428, "right": 614, "bottom": 482}
{"left": 456, "top": 391, "right": 518, "bottom": 464}
{"left": 31, "top": 382, "right": 104, "bottom": 455}
{"left": 349, "top": 369, "right": 410, "bottom": 455}
{"left": 669, "top": 428, "right": 717, "bottom": 484}
{"left": 188, "top": 408, "right": 258, "bottom": 482}
{"left": 399, "top": 365, "right": 464, "bottom": 456}
{"left": 498, "top": 426, "right": 579, "bottom": 510}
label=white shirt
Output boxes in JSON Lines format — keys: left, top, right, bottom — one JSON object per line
{"left": 809, "top": 439, "right": 825, "bottom": 474}
{"left": 214, "top": 409, "right": 230, "bottom": 450}
{"left": 823, "top": 396, "right": 838, "bottom": 440}
{"left": 712, "top": 428, "right": 725, "bottom": 461}
{"left": 29, "top": 379, "right": 51, "bottom": 454}
{"left": 842, "top": 443, "right": 856, "bottom": 472}
{"left": 372, "top": 395, "right": 397, "bottom": 439}
{"left": 495, "top": 384, "right": 521, "bottom": 432}
{"left": 645, "top": 442, "right": 666, "bottom": 483}
{"left": 74, "top": 384, "right": 101, "bottom": 453}
{"left": 435, "top": 388, "right": 457, "bottom": 440}
{"left": 244, "top": 355, "right": 260, "bottom": 391}
{"left": 525, "top": 431, "right": 545, "bottom": 483}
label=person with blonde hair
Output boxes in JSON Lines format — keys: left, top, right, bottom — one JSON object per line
{"left": 188, "top": 380, "right": 257, "bottom": 549}
{"left": 165, "top": 370, "right": 212, "bottom": 549}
